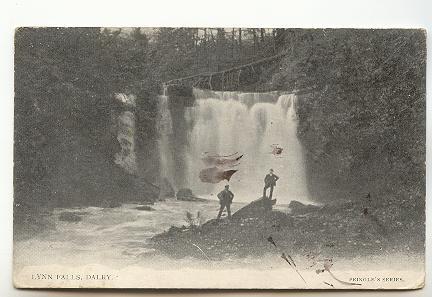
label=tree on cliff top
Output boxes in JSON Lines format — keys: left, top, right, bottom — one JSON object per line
{"left": 272, "top": 29, "right": 426, "bottom": 201}
{"left": 14, "top": 27, "right": 159, "bottom": 207}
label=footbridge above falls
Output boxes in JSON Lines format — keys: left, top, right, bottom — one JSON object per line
{"left": 158, "top": 70, "right": 312, "bottom": 204}
{"left": 162, "top": 52, "right": 288, "bottom": 96}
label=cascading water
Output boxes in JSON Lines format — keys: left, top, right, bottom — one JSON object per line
{"left": 157, "top": 89, "right": 176, "bottom": 190}
{"left": 158, "top": 88, "right": 310, "bottom": 204}
{"left": 114, "top": 93, "right": 137, "bottom": 175}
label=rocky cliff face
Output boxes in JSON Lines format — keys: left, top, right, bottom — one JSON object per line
{"left": 270, "top": 30, "right": 426, "bottom": 203}
{"left": 112, "top": 93, "right": 159, "bottom": 204}
{"left": 114, "top": 93, "right": 137, "bottom": 175}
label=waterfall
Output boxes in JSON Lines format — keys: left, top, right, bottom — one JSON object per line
{"left": 157, "top": 91, "right": 176, "bottom": 190}
{"left": 158, "top": 88, "right": 310, "bottom": 204}
{"left": 114, "top": 93, "right": 137, "bottom": 175}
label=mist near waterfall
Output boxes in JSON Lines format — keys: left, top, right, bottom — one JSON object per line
{"left": 13, "top": 27, "right": 426, "bottom": 290}
{"left": 159, "top": 89, "right": 310, "bottom": 204}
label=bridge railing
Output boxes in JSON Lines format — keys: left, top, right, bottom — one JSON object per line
{"left": 163, "top": 51, "right": 289, "bottom": 92}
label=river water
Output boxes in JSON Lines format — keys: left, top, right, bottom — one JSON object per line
{"left": 13, "top": 88, "right": 424, "bottom": 287}
{"left": 14, "top": 199, "right": 424, "bottom": 290}
{"left": 14, "top": 199, "right": 248, "bottom": 270}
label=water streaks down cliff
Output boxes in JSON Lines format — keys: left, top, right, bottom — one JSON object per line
{"left": 114, "top": 93, "right": 137, "bottom": 175}
{"left": 158, "top": 88, "right": 310, "bottom": 203}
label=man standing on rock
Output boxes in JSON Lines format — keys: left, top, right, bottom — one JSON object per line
{"left": 217, "top": 185, "right": 234, "bottom": 219}
{"left": 263, "top": 169, "right": 279, "bottom": 199}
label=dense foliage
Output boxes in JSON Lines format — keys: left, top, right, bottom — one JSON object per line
{"left": 14, "top": 28, "right": 159, "bottom": 206}
{"left": 14, "top": 28, "right": 426, "bottom": 210}
{"left": 14, "top": 27, "right": 271, "bottom": 207}
{"left": 272, "top": 29, "right": 426, "bottom": 203}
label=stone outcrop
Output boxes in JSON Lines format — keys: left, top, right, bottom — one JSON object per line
{"left": 58, "top": 212, "right": 84, "bottom": 222}
{"left": 135, "top": 205, "right": 155, "bottom": 211}
{"left": 288, "top": 200, "right": 321, "bottom": 215}
{"left": 176, "top": 188, "right": 206, "bottom": 202}
{"left": 232, "top": 197, "right": 276, "bottom": 220}
{"left": 160, "top": 178, "right": 176, "bottom": 199}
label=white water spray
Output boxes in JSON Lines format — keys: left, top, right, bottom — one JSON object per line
{"left": 157, "top": 91, "right": 175, "bottom": 187}
{"left": 158, "top": 88, "right": 310, "bottom": 204}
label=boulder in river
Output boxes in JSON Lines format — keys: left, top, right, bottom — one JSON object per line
{"left": 58, "top": 212, "right": 82, "bottom": 222}
{"left": 288, "top": 200, "right": 321, "bottom": 214}
{"left": 176, "top": 188, "right": 206, "bottom": 202}
{"left": 232, "top": 197, "right": 275, "bottom": 220}
{"left": 135, "top": 205, "right": 155, "bottom": 211}
{"left": 100, "top": 200, "right": 122, "bottom": 208}
{"left": 160, "top": 178, "right": 175, "bottom": 199}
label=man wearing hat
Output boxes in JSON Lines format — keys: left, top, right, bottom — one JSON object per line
{"left": 263, "top": 169, "right": 279, "bottom": 199}
{"left": 217, "top": 185, "right": 234, "bottom": 219}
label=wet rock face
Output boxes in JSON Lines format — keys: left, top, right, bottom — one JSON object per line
{"left": 232, "top": 197, "right": 275, "bottom": 220}
{"left": 114, "top": 94, "right": 137, "bottom": 175}
{"left": 176, "top": 188, "right": 193, "bottom": 199}
{"left": 100, "top": 200, "right": 122, "bottom": 208}
{"left": 288, "top": 200, "right": 321, "bottom": 215}
{"left": 135, "top": 205, "right": 155, "bottom": 211}
{"left": 58, "top": 212, "right": 82, "bottom": 222}
{"left": 160, "top": 178, "right": 175, "bottom": 198}
{"left": 176, "top": 188, "right": 206, "bottom": 201}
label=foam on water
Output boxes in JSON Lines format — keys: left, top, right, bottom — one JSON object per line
{"left": 159, "top": 88, "right": 311, "bottom": 203}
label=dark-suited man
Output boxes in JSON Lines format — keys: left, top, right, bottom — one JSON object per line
{"left": 217, "top": 185, "right": 234, "bottom": 219}
{"left": 263, "top": 169, "right": 279, "bottom": 199}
